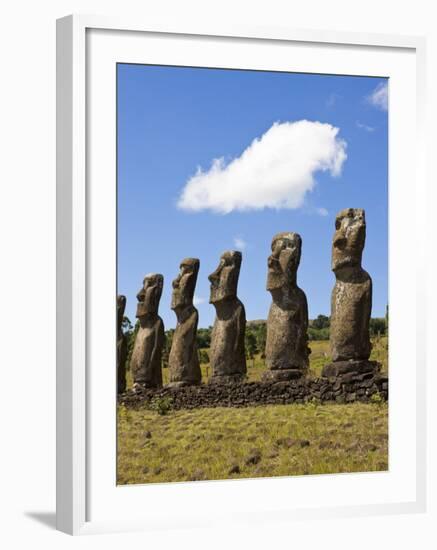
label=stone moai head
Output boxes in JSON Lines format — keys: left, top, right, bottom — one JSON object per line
{"left": 266, "top": 232, "right": 302, "bottom": 292}
{"left": 332, "top": 208, "right": 366, "bottom": 272}
{"left": 136, "top": 273, "right": 163, "bottom": 319}
{"left": 171, "top": 258, "right": 200, "bottom": 311}
{"left": 208, "top": 251, "right": 242, "bottom": 304}
{"left": 117, "top": 294, "right": 126, "bottom": 332}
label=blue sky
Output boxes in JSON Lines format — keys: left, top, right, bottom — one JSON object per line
{"left": 117, "top": 64, "right": 388, "bottom": 329}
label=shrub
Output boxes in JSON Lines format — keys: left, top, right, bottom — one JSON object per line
{"left": 150, "top": 396, "right": 174, "bottom": 416}
{"left": 308, "top": 327, "right": 330, "bottom": 341}
{"left": 198, "top": 349, "right": 210, "bottom": 364}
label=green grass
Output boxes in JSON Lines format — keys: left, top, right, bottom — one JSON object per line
{"left": 119, "top": 337, "right": 388, "bottom": 485}
{"left": 117, "top": 401, "right": 388, "bottom": 484}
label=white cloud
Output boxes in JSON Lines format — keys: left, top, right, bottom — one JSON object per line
{"left": 177, "top": 120, "right": 347, "bottom": 214}
{"left": 193, "top": 295, "right": 205, "bottom": 306}
{"left": 367, "top": 82, "right": 388, "bottom": 111}
{"left": 316, "top": 207, "right": 329, "bottom": 217}
{"left": 356, "top": 121, "right": 375, "bottom": 132}
{"left": 233, "top": 236, "right": 247, "bottom": 250}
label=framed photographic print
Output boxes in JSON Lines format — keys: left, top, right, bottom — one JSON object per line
{"left": 56, "top": 15, "right": 426, "bottom": 535}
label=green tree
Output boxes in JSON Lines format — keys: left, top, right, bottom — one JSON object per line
{"left": 312, "top": 314, "right": 330, "bottom": 330}
{"left": 161, "top": 329, "right": 175, "bottom": 368}
{"left": 308, "top": 327, "right": 330, "bottom": 341}
{"left": 245, "top": 331, "right": 258, "bottom": 368}
{"left": 369, "top": 318, "right": 386, "bottom": 337}
{"left": 253, "top": 323, "right": 267, "bottom": 359}
{"left": 196, "top": 327, "right": 212, "bottom": 349}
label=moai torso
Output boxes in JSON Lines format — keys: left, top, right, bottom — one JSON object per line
{"left": 265, "top": 287, "right": 309, "bottom": 373}
{"left": 168, "top": 258, "right": 202, "bottom": 387}
{"left": 117, "top": 294, "right": 128, "bottom": 394}
{"left": 264, "top": 232, "right": 310, "bottom": 381}
{"left": 209, "top": 299, "right": 246, "bottom": 379}
{"left": 131, "top": 274, "right": 165, "bottom": 388}
{"left": 330, "top": 268, "right": 372, "bottom": 361}
{"left": 208, "top": 251, "right": 247, "bottom": 383}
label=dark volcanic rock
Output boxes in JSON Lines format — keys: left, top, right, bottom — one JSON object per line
{"left": 245, "top": 449, "right": 262, "bottom": 465}
{"left": 119, "top": 374, "right": 388, "bottom": 410}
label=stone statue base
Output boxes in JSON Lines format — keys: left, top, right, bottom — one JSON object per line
{"left": 262, "top": 368, "right": 306, "bottom": 382}
{"left": 132, "top": 381, "right": 162, "bottom": 392}
{"left": 167, "top": 379, "right": 201, "bottom": 388}
{"left": 322, "top": 360, "right": 380, "bottom": 381}
{"left": 209, "top": 373, "right": 246, "bottom": 385}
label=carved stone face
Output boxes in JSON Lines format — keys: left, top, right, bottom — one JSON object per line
{"left": 208, "top": 251, "right": 242, "bottom": 304}
{"left": 117, "top": 294, "right": 126, "bottom": 331}
{"left": 171, "top": 258, "right": 200, "bottom": 310}
{"left": 266, "top": 232, "right": 302, "bottom": 291}
{"left": 332, "top": 208, "right": 366, "bottom": 272}
{"left": 136, "top": 273, "right": 163, "bottom": 318}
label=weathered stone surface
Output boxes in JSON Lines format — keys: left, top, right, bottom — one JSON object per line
{"left": 130, "top": 274, "right": 165, "bottom": 388}
{"left": 208, "top": 251, "right": 247, "bottom": 383}
{"left": 322, "top": 209, "right": 379, "bottom": 379}
{"left": 264, "top": 232, "right": 310, "bottom": 381}
{"left": 168, "top": 258, "right": 202, "bottom": 387}
{"left": 117, "top": 294, "right": 128, "bottom": 394}
{"left": 322, "top": 360, "right": 379, "bottom": 378}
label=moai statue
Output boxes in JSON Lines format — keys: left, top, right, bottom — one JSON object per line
{"left": 322, "top": 208, "right": 379, "bottom": 379}
{"left": 263, "top": 232, "right": 310, "bottom": 382}
{"left": 168, "top": 258, "right": 202, "bottom": 387}
{"left": 117, "top": 295, "right": 128, "bottom": 394}
{"left": 130, "top": 274, "right": 165, "bottom": 388}
{"left": 208, "top": 251, "right": 247, "bottom": 383}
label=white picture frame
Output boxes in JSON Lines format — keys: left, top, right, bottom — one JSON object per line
{"left": 56, "top": 14, "right": 427, "bottom": 536}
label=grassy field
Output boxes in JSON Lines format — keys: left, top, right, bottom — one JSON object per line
{"left": 117, "top": 401, "right": 388, "bottom": 484}
{"left": 118, "top": 337, "right": 388, "bottom": 485}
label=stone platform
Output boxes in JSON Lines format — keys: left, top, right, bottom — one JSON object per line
{"left": 119, "top": 374, "right": 388, "bottom": 410}
{"left": 321, "top": 360, "right": 380, "bottom": 383}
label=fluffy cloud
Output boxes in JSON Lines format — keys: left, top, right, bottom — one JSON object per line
{"left": 177, "top": 120, "right": 347, "bottom": 214}
{"left": 367, "top": 82, "right": 388, "bottom": 111}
